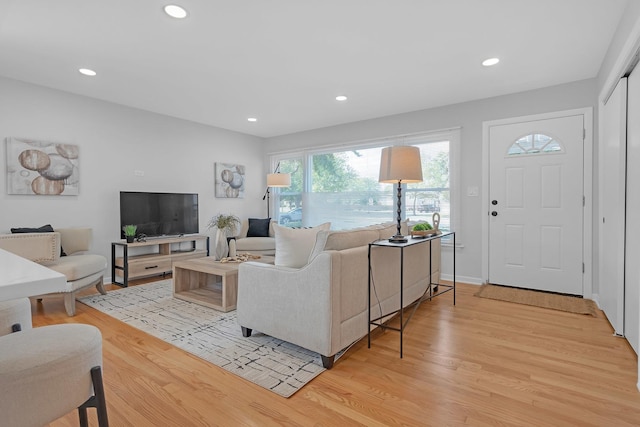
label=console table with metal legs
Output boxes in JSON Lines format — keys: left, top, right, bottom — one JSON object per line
{"left": 367, "top": 231, "right": 455, "bottom": 358}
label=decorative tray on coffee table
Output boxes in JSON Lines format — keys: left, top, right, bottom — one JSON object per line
{"left": 219, "top": 253, "right": 262, "bottom": 263}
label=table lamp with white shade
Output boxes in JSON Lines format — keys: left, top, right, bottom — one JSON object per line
{"left": 379, "top": 145, "right": 423, "bottom": 243}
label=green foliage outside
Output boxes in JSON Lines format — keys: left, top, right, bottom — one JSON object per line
{"left": 277, "top": 147, "right": 450, "bottom": 214}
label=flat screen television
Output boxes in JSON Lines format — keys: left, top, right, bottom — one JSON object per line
{"left": 119, "top": 191, "right": 199, "bottom": 239}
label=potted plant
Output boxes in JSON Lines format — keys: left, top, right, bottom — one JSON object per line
{"left": 207, "top": 214, "right": 240, "bottom": 235}
{"left": 207, "top": 214, "right": 240, "bottom": 260}
{"left": 123, "top": 224, "right": 137, "bottom": 243}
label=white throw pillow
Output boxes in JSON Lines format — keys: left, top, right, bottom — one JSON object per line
{"left": 274, "top": 222, "right": 331, "bottom": 268}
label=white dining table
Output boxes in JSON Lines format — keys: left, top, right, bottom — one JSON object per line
{"left": 0, "top": 248, "right": 67, "bottom": 302}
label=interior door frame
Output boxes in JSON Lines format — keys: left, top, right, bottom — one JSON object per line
{"left": 481, "top": 108, "right": 594, "bottom": 298}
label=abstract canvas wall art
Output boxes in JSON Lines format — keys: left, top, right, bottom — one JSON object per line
{"left": 5, "top": 137, "right": 79, "bottom": 195}
{"left": 215, "top": 162, "right": 245, "bottom": 198}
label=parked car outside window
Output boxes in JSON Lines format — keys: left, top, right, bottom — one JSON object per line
{"left": 279, "top": 208, "right": 302, "bottom": 225}
{"left": 418, "top": 199, "right": 440, "bottom": 213}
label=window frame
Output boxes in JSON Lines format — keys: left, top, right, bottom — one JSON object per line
{"left": 268, "top": 128, "right": 461, "bottom": 235}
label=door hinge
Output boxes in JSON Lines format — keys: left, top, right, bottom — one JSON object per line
{"left": 583, "top": 195, "right": 585, "bottom": 206}
{"left": 582, "top": 263, "right": 585, "bottom": 273}
{"left": 583, "top": 128, "right": 586, "bottom": 140}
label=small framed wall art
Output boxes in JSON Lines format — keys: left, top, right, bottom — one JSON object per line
{"left": 215, "top": 162, "right": 245, "bottom": 198}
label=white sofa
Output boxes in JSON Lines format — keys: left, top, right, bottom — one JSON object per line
{"left": 0, "top": 228, "right": 107, "bottom": 316}
{"left": 237, "top": 222, "right": 440, "bottom": 368}
{"left": 234, "top": 219, "right": 276, "bottom": 255}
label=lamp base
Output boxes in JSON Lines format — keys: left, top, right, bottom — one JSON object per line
{"left": 388, "top": 234, "right": 408, "bottom": 243}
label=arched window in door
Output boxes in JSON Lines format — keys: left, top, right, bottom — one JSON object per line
{"left": 507, "top": 133, "right": 563, "bottom": 156}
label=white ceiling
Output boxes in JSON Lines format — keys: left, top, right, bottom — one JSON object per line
{"left": 0, "top": 0, "right": 629, "bottom": 138}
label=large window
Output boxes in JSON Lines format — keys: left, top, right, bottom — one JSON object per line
{"left": 271, "top": 129, "right": 459, "bottom": 233}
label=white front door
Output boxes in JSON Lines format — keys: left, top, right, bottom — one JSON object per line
{"left": 488, "top": 115, "right": 584, "bottom": 295}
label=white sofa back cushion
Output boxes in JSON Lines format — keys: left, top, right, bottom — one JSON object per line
{"left": 274, "top": 222, "right": 331, "bottom": 268}
{"left": 308, "top": 221, "right": 409, "bottom": 262}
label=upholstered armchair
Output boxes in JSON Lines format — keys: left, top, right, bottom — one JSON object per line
{"left": 234, "top": 218, "right": 276, "bottom": 255}
{"left": 0, "top": 228, "right": 107, "bottom": 316}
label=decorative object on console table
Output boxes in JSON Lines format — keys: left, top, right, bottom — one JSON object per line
{"left": 215, "top": 162, "right": 245, "bottom": 198}
{"left": 410, "top": 221, "right": 437, "bottom": 238}
{"left": 262, "top": 162, "right": 291, "bottom": 217}
{"left": 123, "top": 224, "right": 137, "bottom": 243}
{"left": 207, "top": 213, "right": 240, "bottom": 260}
{"left": 432, "top": 212, "right": 441, "bottom": 233}
{"left": 379, "top": 145, "right": 423, "bottom": 243}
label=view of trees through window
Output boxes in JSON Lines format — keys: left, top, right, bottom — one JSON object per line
{"left": 273, "top": 137, "right": 452, "bottom": 231}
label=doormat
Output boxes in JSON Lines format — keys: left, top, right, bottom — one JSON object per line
{"left": 77, "top": 280, "right": 328, "bottom": 397}
{"left": 474, "top": 284, "right": 598, "bottom": 316}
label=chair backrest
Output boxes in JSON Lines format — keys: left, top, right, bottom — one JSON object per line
{"left": 0, "top": 232, "right": 60, "bottom": 263}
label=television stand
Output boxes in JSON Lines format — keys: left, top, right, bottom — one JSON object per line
{"left": 111, "top": 234, "right": 209, "bottom": 287}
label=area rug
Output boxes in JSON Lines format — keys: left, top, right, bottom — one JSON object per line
{"left": 474, "top": 284, "right": 598, "bottom": 316}
{"left": 77, "top": 280, "right": 326, "bottom": 397}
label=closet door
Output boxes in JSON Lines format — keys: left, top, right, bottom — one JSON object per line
{"left": 600, "top": 78, "right": 627, "bottom": 336}
{"left": 626, "top": 71, "right": 640, "bottom": 354}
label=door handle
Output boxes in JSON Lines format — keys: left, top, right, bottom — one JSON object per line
{"left": 491, "top": 211, "right": 498, "bottom": 216}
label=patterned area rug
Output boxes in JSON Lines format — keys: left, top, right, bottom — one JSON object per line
{"left": 78, "top": 280, "right": 325, "bottom": 397}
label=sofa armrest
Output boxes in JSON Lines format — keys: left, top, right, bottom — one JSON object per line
{"left": 0, "top": 232, "right": 61, "bottom": 264}
{"left": 237, "top": 252, "right": 340, "bottom": 357}
{"left": 56, "top": 228, "right": 92, "bottom": 255}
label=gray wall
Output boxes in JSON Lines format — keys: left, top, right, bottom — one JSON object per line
{"left": 0, "top": 76, "right": 266, "bottom": 278}
{"left": 10, "top": 6, "right": 640, "bottom": 286}
{"left": 265, "top": 79, "right": 598, "bottom": 283}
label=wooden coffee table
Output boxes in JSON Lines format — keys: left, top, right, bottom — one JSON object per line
{"left": 172, "top": 256, "right": 274, "bottom": 312}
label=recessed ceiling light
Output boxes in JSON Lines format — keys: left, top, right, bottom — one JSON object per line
{"left": 78, "top": 68, "right": 97, "bottom": 76}
{"left": 164, "top": 5, "right": 188, "bottom": 19}
{"left": 482, "top": 57, "right": 500, "bottom": 67}
{"left": 335, "top": 95, "right": 348, "bottom": 101}
{"left": 247, "top": 117, "right": 257, "bottom": 122}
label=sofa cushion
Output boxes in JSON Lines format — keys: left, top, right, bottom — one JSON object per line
{"left": 235, "top": 236, "right": 275, "bottom": 251}
{"left": 308, "top": 226, "right": 379, "bottom": 263}
{"left": 247, "top": 218, "right": 271, "bottom": 237}
{"left": 376, "top": 220, "right": 409, "bottom": 240}
{"left": 274, "top": 222, "right": 331, "bottom": 268}
{"left": 307, "top": 220, "right": 410, "bottom": 262}
{"left": 46, "top": 254, "right": 107, "bottom": 281}
{"left": 323, "top": 228, "right": 380, "bottom": 252}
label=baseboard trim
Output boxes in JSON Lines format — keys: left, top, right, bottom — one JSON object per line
{"left": 441, "top": 274, "right": 482, "bottom": 285}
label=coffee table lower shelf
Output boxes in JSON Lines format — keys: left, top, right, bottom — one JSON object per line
{"left": 173, "top": 260, "right": 238, "bottom": 312}
{"left": 172, "top": 256, "right": 274, "bottom": 312}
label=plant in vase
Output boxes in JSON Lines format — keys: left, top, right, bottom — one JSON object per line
{"left": 207, "top": 214, "right": 240, "bottom": 260}
{"left": 123, "top": 224, "right": 137, "bottom": 243}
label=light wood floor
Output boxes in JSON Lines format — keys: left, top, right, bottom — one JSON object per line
{"left": 32, "top": 279, "right": 640, "bottom": 426}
